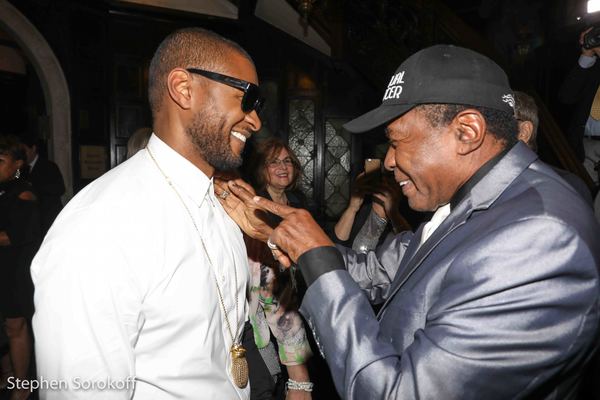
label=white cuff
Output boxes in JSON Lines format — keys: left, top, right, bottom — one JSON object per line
{"left": 579, "top": 54, "right": 596, "bottom": 69}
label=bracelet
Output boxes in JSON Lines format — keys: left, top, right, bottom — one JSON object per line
{"left": 285, "top": 378, "right": 314, "bottom": 392}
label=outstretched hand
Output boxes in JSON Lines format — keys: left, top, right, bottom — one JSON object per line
{"left": 216, "top": 178, "right": 335, "bottom": 265}
{"left": 215, "top": 179, "right": 291, "bottom": 267}
{"left": 214, "top": 178, "right": 272, "bottom": 242}
{"left": 252, "top": 196, "right": 334, "bottom": 264}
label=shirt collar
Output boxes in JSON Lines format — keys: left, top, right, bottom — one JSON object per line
{"left": 420, "top": 203, "right": 451, "bottom": 246}
{"left": 450, "top": 144, "right": 512, "bottom": 209}
{"left": 30, "top": 154, "right": 39, "bottom": 169}
{"left": 146, "top": 133, "right": 214, "bottom": 208}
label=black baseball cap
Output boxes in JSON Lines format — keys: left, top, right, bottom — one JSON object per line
{"left": 343, "top": 44, "right": 515, "bottom": 133}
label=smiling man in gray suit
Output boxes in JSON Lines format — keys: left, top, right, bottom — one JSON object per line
{"left": 222, "top": 45, "right": 600, "bottom": 399}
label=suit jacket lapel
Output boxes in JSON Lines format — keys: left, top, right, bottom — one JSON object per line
{"left": 377, "top": 203, "right": 471, "bottom": 318}
{"left": 398, "top": 223, "right": 425, "bottom": 267}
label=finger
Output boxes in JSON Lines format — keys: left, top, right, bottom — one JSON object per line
{"left": 229, "top": 179, "right": 256, "bottom": 195}
{"left": 215, "top": 188, "right": 238, "bottom": 211}
{"left": 581, "top": 28, "right": 593, "bottom": 44}
{"left": 253, "top": 196, "right": 296, "bottom": 218}
{"left": 214, "top": 180, "right": 230, "bottom": 197}
{"left": 228, "top": 180, "right": 258, "bottom": 203}
{"left": 372, "top": 192, "right": 385, "bottom": 201}
{"left": 372, "top": 195, "right": 386, "bottom": 207}
{"left": 271, "top": 248, "right": 292, "bottom": 268}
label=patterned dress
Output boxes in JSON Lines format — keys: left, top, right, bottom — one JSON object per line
{"left": 246, "top": 237, "right": 312, "bottom": 373}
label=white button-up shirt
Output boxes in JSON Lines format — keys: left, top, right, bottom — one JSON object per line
{"left": 420, "top": 203, "right": 451, "bottom": 246}
{"left": 32, "top": 134, "right": 250, "bottom": 399}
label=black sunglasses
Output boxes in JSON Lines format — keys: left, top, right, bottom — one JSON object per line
{"left": 186, "top": 68, "right": 265, "bottom": 114}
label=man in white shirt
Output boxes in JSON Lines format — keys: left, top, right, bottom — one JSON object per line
{"left": 31, "top": 27, "right": 263, "bottom": 399}
{"left": 558, "top": 27, "right": 600, "bottom": 186}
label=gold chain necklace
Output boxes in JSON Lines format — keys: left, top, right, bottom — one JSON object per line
{"left": 146, "top": 147, "right": 248, "bottom": 388}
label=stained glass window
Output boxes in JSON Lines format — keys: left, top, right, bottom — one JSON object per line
{"left": 324, "top": 118, "right": 351, "bottom": 218}
{"left": 288, "top": 99, "right": 315, "bottom": 201}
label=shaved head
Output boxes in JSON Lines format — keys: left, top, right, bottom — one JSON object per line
{"left": 148, "top": 27, "right": 254, "bottom": 117}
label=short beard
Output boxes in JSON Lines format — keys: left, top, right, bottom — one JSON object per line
{"left": 186, "top": 109, "right": 243, "bottom": 171}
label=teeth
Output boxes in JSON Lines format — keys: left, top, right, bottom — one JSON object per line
{"left": 399, "top": 180, "right": 409, "bottom": 187}
{"left": 231, "top": 131, "right": 246, "bottom": 143}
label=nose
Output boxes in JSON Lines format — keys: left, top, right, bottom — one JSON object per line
{"left": 384, "top": 146, "right": 395, "bottom": 171}
{"left": 245, "top": 109, "right": 262, "bottom": 132}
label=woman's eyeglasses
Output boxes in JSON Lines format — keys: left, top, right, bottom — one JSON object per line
{"left": 186, "top": 68, "right": 265, "bottom": 114}
{"left": 267, "top": 158, "right": 293, "bottom": 168}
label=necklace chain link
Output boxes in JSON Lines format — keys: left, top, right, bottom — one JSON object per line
{"left": 146, "top": 147, "right": 240, "bottom": 346}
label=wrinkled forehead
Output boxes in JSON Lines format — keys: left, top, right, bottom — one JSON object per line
{"left": 385, "top": 108, "right": 422, "bottom": 139}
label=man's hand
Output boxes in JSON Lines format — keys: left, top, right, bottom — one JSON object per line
{"left": 580, "top": 27, "right": 600, "bottom": 58}
{"left": 214, "top": 178, "right": 272, "bottom": 242}
{"left": 371, "top": 174, "right": 402, "bottom": 219}
{"left": 372, "top": 174, "right": 412, "bottom": 233}
{"left": 217, "top": 179, "right": 292, "bottom": 267}
{"left": 252, "top": 196, "right": 334, "bottom": 264}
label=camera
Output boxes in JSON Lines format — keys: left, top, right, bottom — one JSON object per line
{"left": 583, "top": 26, "right": 600, "bottom": 49}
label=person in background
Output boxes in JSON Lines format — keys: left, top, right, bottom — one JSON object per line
{"left": 0, "top": 135, "right": 41, "bottom": 400}
{"left": 334, "top": 169, "right": 411, "bottom": 253}
{"left": 20, "top": 134, "right": 65, "bottom": 235}
{"left": 32, "top": 27, "right": 263, "bottom": 399}
{"left": 126, "top": 127, "right": 153, "bottom": 159}
{"left": 513, "top": 91, "right": 593, "bottom": 205}
{"left": 244, "top": 137, "right": 312, "bottom": 400}
{"left": 220, "top": 44, "right": 600, "bottom": 399}
{"left": 558, "top": 27, "right": 600, "bottom": 187}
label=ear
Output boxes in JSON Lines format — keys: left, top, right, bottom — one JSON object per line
{"left": 517, "top": 121, "right": 534, "bottom": 147}
{"left": 166, "top": 68, "right": 194, "bottom": 110}
{"left": 15, "top": 159, "right": 24, "bottom": 170}
{"left": 453, "top": 109, "right": 486, "bottom": 155}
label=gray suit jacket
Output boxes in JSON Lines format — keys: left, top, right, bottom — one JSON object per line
{"left": 298, "top": 143, "right": 600, "bottom": 399}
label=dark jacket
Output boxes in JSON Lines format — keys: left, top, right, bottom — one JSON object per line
{"left": 24, "top": 157, "right": 65, "bottom": 234}
{"left": 558, "top": 59, "right": 600, "bottom": 161}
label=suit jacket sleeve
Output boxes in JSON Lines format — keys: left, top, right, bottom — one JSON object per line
{"left": 335, "top": 230, "right": 413, "bottom": 304}
{"left": 299, "top": 217, "right": 600, "bottom": 399}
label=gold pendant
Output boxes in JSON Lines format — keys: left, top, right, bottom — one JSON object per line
{"left": 230, "top": 344, "right": 248, "bottom": 388}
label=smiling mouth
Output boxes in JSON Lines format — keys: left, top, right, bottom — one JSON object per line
{"left": 399, "top": 180, "right": 410, "bottom": 187}
{"left": 231, "top": 131, "right": 247, "bottom": 143}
